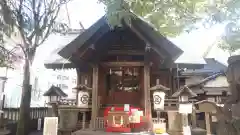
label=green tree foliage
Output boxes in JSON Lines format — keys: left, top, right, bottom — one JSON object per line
{"left": 100, "top": 0, "right": 240, "bottom": 53}
{"left": 99, "top": 0, "right": 224, "bottom": 37}
{"left": 213, "top": 0, "right": 240, "bottom": 54}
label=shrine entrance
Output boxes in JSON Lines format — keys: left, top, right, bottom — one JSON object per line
{"left": 103, "top": 66, "right": 143, "bottom": 106}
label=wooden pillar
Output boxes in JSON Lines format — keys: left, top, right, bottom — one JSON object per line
{"left": 144, "top": 63, "right": 152, "bottom": 124}
{"left": 82, "top": 112, "right": 86, "bottom": 129}
{"left": 205, "top": 112, "right": 212, "bottom": 135}
{"left": 91, "top": 64, "right": 98, "bottom": 129}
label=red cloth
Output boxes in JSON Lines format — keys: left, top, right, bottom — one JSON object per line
{"left": 104, "top": 106, "right": 145, "bottom": 131}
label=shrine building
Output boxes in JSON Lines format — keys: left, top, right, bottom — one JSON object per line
{"left": 45, "top": 13, "right": 205, "bottom": 134}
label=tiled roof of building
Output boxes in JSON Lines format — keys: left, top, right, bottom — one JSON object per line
{"left": 181, "top": 58, "right": 227, "bottom": 76}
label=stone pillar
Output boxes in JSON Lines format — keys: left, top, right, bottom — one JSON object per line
{"left": 205, "top": 112, "right": 212, "bottom": 135}
{"left": 167, "top": 111, "right": 182, "bottom": 135}
{"left": 144, "top": 63, "right": 152, "bottom": 126}
{"left": 91, "top": 65, "right": 98, "bottom": 129}
{"left": 52, "top": 103, "right": 58, "bottom": 117}
{"left": 58, "top": 108, "right": 79, "bottom": 129}
{"left": 191, "top": 108, "right": 197, "bottom": 128}
{"left": 82, "top": 112, "right": 86, "bottom": 129}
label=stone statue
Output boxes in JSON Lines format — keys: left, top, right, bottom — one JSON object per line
{"left": 217, "top": 55, "right": 240, "bottom": 135}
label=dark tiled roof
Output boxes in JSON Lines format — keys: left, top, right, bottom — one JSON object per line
{"left": 182, "top": 58, "right": 227, "bottom": 76}
{"left": 172, "top": 86, "right": 197, "bottom": 98}
{"left": 186, "top": 72, "right": 229, "bottom": 95}
{"left": 43, "top": 85, "right": 67, "bottom": 97}
{"left": 58, "top": 14, "right": 183, "bottom": 62}
{"left": 187, "top": 72, "right": 225, "bottom": 88}
{"left": 149, "top": 84, "right": 170, "bottom": 91}
{"left": 73, "top": 84, "right": 92, "bottom": 91}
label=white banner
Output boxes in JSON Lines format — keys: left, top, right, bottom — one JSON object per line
{"left": 183, "top": 126, "right": 191, "bottom": 135}
{"left": 179, "top": 103, "right": 193, "bottom": 114}
{"left": 77, "top": 91, "right": 89, "bottom": 108}
{"left": 43, "top": 117, "right": 58, "bottom": 135}
{"left": 153, "top": 91, "right": 165, "bottom": 110}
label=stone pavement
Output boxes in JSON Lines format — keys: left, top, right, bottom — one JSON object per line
{"left": 29, "top": 130, "right": 169, "bottom": 135}
{"left": 29, "top": 131, "right": 43, "bottom": 135}
{"left": 72, "top": 130, "right": 155, "bottom": 135}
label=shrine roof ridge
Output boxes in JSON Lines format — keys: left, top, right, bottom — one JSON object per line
{"left": 58, "top": 13, "right": 183, "bottom": 62}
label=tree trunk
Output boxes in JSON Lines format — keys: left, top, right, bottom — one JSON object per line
{"left": 216, "top": 55, "right": 240, "bottom": 135}
{"left": 16, "top": 58, "right": 32, "bottom": 135}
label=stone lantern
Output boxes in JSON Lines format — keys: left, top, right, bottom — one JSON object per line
{"left": 150, "top": 79, "right": 170, "bottom": 119}
{"left": 73, "top": 83, "right": 92, "bottom": 108}
{"left": 149, "top": 79, "right": 170, "bottom": 134}
{"left": 172, "top": 85, "right": 197, "bottom": 135}
{"left": 43, "top": 85, "right": 67, "bottom": 117}
{"left": 72, "top": 83, "right": 92, "bottom": 129}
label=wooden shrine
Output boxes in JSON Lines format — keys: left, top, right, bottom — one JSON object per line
{"left": 45, "top": 12, "right": 193, "bottom": 134}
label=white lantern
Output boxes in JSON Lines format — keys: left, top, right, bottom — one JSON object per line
{"left": 77, "top": 91, "right": 89, "bottom": 108}
{"left": 179, "top": 95, "right": 189, "bottom": 102}
{"left": 49, "top": 96, "right": 60, "bottom": 103}
{"left": 153, "top": 91, "right": 166, "bottom": 110}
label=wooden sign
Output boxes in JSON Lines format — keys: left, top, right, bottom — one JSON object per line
{"left": 43, "top": 117, "right": 58, "bottom": 135}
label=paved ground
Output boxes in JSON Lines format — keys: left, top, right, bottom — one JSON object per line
{"left": 29, "top": 131, "right": 43, "bottom": 135}
{"left": 29, "top": 130, "right": 168, "bottom": 135}
{"left": 72, "top": 130, "right": 156, "bottom": 135}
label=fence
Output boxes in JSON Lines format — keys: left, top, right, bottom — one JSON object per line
{"left": 94, "top": 117, "right": 166, "bottom": 130}
{"left": 3, "top": 107, "right": 48, "bottom": 121}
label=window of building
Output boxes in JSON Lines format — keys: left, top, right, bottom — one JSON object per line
{"left": 72, "top": 78, "right": 77, "bottom": 84}
{"left": 108, "top": 67, "right": 140, "bottom": 92}
{"left": 57, "top": 75, "right": 69, "bottom": 81}
{"left": 62, "top": 76, "right": 69, "bottom": 80}
{"left": 57, "top": 75, "right": 61, "bottom": 80}
{"left": 56, "top": 84, "right": 68, "bottom": 89}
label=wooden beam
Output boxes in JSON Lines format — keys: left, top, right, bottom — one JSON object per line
{"left": 124, "top": 21, "right": 167, "bottom": 59}
{"left": 101, "top": 62, "right": 144, "bottom": 67}
{"left": 144, "top": 62, "right": 152, "bottom": 122}
{"left": 91, "top": 64, "right": 99, "bottom": 129}
{"left": 107, "top": 50, "right": 145, "bottom": 55}
{"left": 205, "top": 112, "right": 212, "bottom": 135}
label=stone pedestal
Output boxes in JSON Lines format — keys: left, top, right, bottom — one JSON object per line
{"left": 58, "top": 106, "right": 79, "bottom": 135}
{"left": 167, "top": 111, "right": 183, "bottom": 135}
